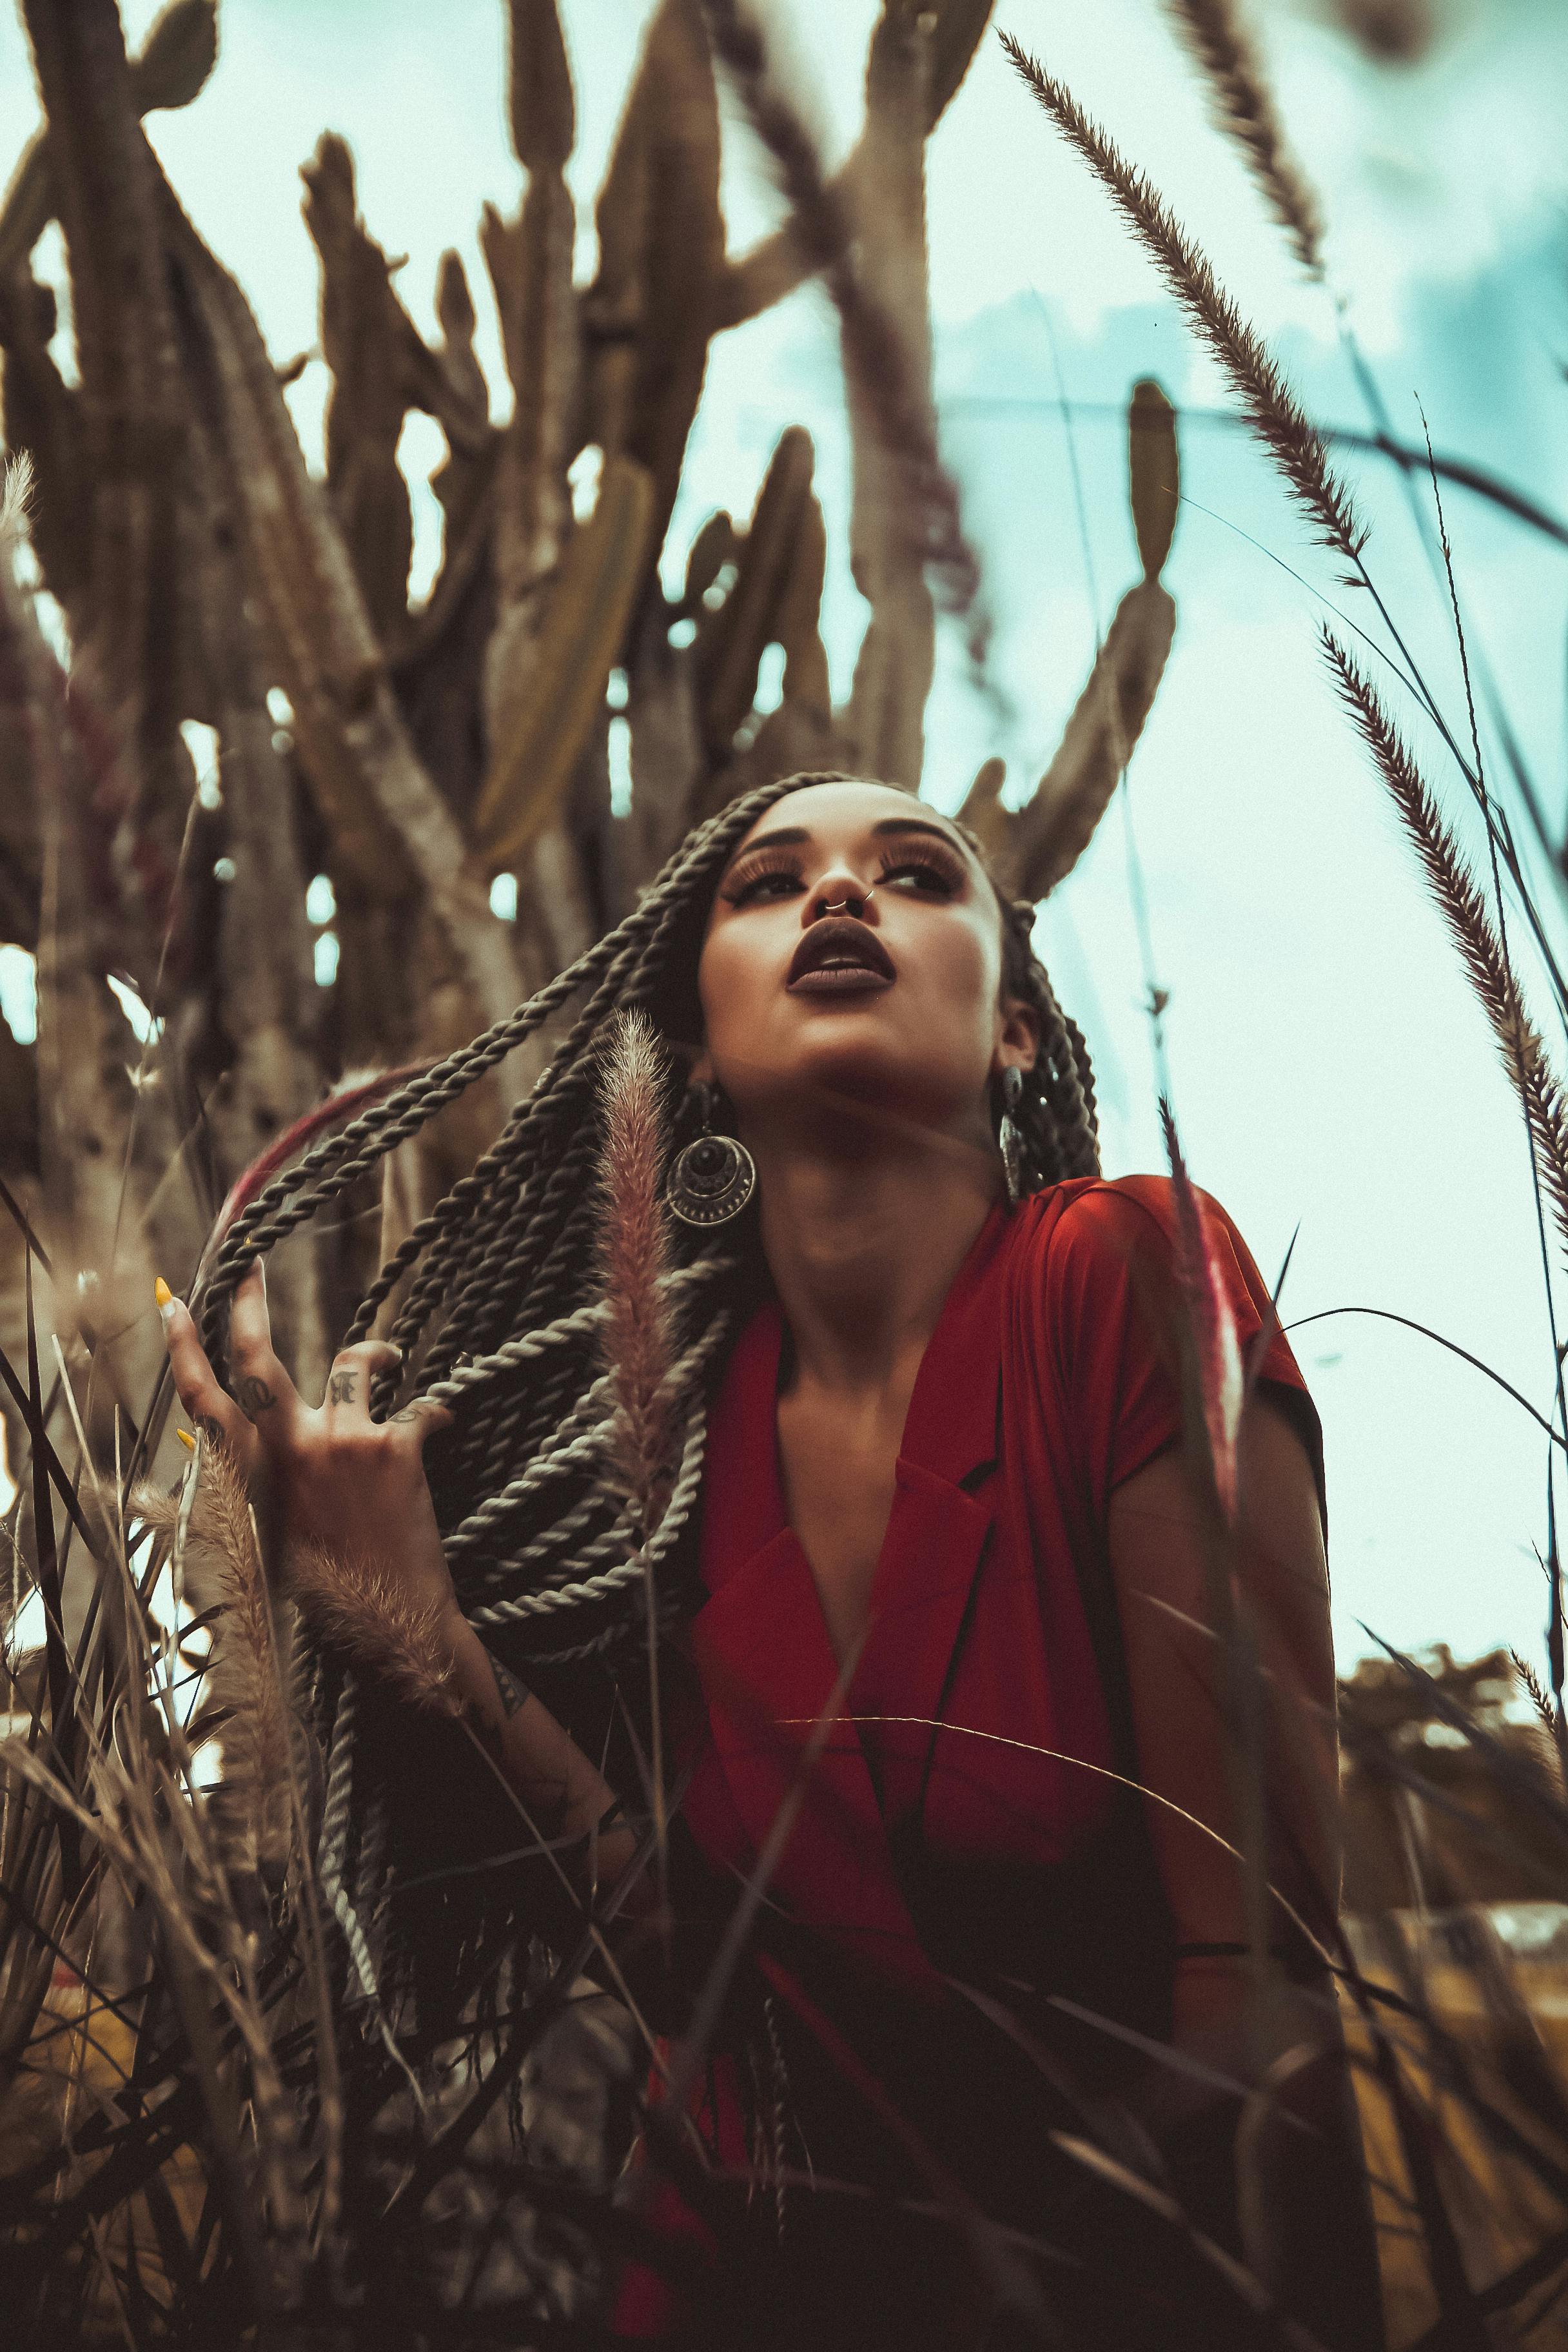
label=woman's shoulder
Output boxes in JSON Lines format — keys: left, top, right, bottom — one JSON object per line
{"left": 999, "top": 1176, "right": 1177, "bottom": 1350}
{"left": 1005, "top": 1171, "right": 1291, "bottom": 1377}
{"left": 1010, "top": 1171, "right": 1228, "bottom": 1284}
{"left": 1005, "top": 1171, "right": 1317, "bottom": 1460}
{"left": 1017, "top": 1169, "right": 1279, "bottom": 1257}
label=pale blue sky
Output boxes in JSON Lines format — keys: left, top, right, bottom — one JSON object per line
{"left": 3, "top": 0, "right": 1568, "bottom": 1671}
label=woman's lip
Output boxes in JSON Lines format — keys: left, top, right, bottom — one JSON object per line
{"left": 786, "top": 964, "right": 895, "bottom": 995}
{"left": 785, "top": 917, "right": 896, "bottom": 987}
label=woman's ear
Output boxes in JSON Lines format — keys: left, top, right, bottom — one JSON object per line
{"left": 663, "top": 1037, "right": 711, "bottom": 1086}
{"left": 995, "top": 999, "right": 1039, "bottom": 1075}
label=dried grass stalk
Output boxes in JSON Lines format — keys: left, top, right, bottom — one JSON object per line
{"left": 136, "top": 1442, "right": 293, "bottom": 1874}
{"left": 595, "top": 1009, "right": 679, "bottom": 1873}
{"left": 1162, "top": 0, "right": 1324, "bottom": 277}
{"left": 198, "top": 1449, "right": 293, "bottom": 1873}
{"left": 1159, "top": 1101, "right": 1243, "bottom": 1520}
{"left": 1511, "top": 1649, "right": 1557, "bottom": 1740}
{"left": 1322, "top": 627, "right": 1568, "bottom": 1268}
{"left": 0, "top": 446, "right": 34, "bottom": 551}
{"left": 287, "top": 1541, "right": 458, "bottom": 1718}
{"left": 596, "top": 1011, "right": 676, "bottom": 1540}
{"left": 2, "top": 1636, "right": 314, "bottom": 2289}
{"left": 1000, "top": 32, "right": 1364, "bottom": 559}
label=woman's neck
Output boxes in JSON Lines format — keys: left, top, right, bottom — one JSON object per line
{"left": 750, "top": 1115, "right": 1000, "bottom": 1395}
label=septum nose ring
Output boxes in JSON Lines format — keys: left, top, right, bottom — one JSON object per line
{"left": 819, "top": 885, "right": 874, "bottom": 916}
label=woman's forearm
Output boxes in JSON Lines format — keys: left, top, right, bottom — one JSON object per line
{"left": 442, "top": 1615, "right": 643, "bottom": 1897}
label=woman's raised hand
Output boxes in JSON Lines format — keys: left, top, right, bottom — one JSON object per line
{"left": 157, "top": 1266, "right": 645, "bottom": 1887}
{"left": 156, "top": 1264, "right": 458, "bottom": 1625}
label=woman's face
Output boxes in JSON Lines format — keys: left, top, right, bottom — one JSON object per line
{"left": 696, "top": 779, "right": 1037, "bottom": 1150}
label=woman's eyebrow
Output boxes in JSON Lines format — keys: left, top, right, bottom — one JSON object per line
{"left": 720, "top": 814, "right": 966, "bottom": 876}
{"left": 870, "top": 817, "right": 966, "bottom": 848}
{"left": 727, "top": 826, "right": 810, "bottom": 860}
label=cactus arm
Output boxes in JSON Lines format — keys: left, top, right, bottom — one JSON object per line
{"left": 694, "top": 426, "right": 818, "bottom": 763}
{"left": 975, "top": 378, "right": 1181, "bottom": 900}
{"left": 1011, "top": 576, "right": 1177, "bottom": 901}
{"left": 583, "top": 0, "right": 725, "bottom": 613}
{"left": 18, "top": 0, "right": 188, "bottom": 732}
{"left": 0, "top": 273, "right": 89, "bottom": 619}
{"left": 1130, "top": 377, "right": 1181, "bottom": 578}
{"left": 841, "top": 3, "right": 939, "bottom": 789}
{"left": 474, "top": 456, "right": 654, "bottom": 871}
{"left": 711, "top": 0, "right": 994, "bottom": 331}
{"left": 482, "top": 1, "right": 580, "bottom": 797}
{"left": 0, "top": 0, "right": 217, "bottom": 275}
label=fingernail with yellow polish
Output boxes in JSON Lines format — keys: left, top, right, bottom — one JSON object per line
{"left": 155, "top": 1276, "right": 177, "bottom": 1324}
{"left": 176, "top": 1427, "right": 197, "bottom": 1451}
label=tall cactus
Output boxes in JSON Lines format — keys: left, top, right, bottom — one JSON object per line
{"left": 0, "top": 0, "right": 1176, "bottom": 1492}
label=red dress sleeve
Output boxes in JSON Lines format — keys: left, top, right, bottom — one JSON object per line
{"left": 1030, "top": 1175, "right": 1324, "bottom": 1525}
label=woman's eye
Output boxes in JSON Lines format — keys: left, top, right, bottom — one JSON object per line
{"left": 727, "top": 867, "right": 803, "bottom": 906}
{"left": 879, "top": 858, "right": 959, "bottom": 897}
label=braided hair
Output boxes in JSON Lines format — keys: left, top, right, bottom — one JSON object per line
{"left": 196, "top": 773, "right": 1099, "bottom": 2017}
{"left": 981, "top": 865, "right": 1100, "bottom": 1197}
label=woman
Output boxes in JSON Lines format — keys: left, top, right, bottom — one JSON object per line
{"left": 158, "top": 774, "right": 1382, "bottom": 2349}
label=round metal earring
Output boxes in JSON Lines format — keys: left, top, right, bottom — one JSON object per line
{"left": 666, "top": 1083, "right": 758, "bottom": 1228}
{"left": 998, "top": 1066, "right": 1026, "bottom": 1208}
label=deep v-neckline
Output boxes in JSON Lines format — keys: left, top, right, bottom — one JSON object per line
{"left": 770, "top": 1324, "right": 919, "bottom": 1674}
{"left": 683, "top": 1204, "right": 1017, "bottom": 1977}
{"left": 760, "top": 1210, "right": 1012, "bottom": 1681}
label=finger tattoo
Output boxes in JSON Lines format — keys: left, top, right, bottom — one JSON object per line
{"left": 235, "top": 1375, "right": 276, "bottom": 1420}
{"left": 328, "top": 1371, "right": 358, "bottom": 1406}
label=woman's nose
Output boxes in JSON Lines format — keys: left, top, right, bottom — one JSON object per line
{"left": 807, "top": 869, "right": 879, "bottom": 923}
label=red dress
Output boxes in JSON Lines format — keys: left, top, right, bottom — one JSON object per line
{"left": 615, "top": 1176, "right": 1322, "bottom": 2346}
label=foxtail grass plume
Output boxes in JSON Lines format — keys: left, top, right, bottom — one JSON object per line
{"left": 1000, "top": 32, "right": 1364, "bottom": 561}
{"left": 287, "top": 1541, "right": 459, "bottom": 1717}
{"left": 1511, "top": 1648, "right": 1558, "bottom": 1740}
{"left": 1159, "top": 1100, "right": 1244, "bottom": 1522}
{"left": 1161, "top": 0, "right": 1324, "bottom": 279}
{"left": 135, "top": 1439, "right": 293, "bottom": 1873}
{"left": 0, "top": 448, "right": 34, "bottom": 555}
{"left": 596, "top": 1011, "right": 677, "bottom": 1542}
{"left": 595, "top": 1008, "right": 681, "bottom": 1881}
{"left": 1321, "top": 627, "right": 1568, "bottom": 1270}
{"left": 201, "top": 1450, "right": 293, "bottom": 1873}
